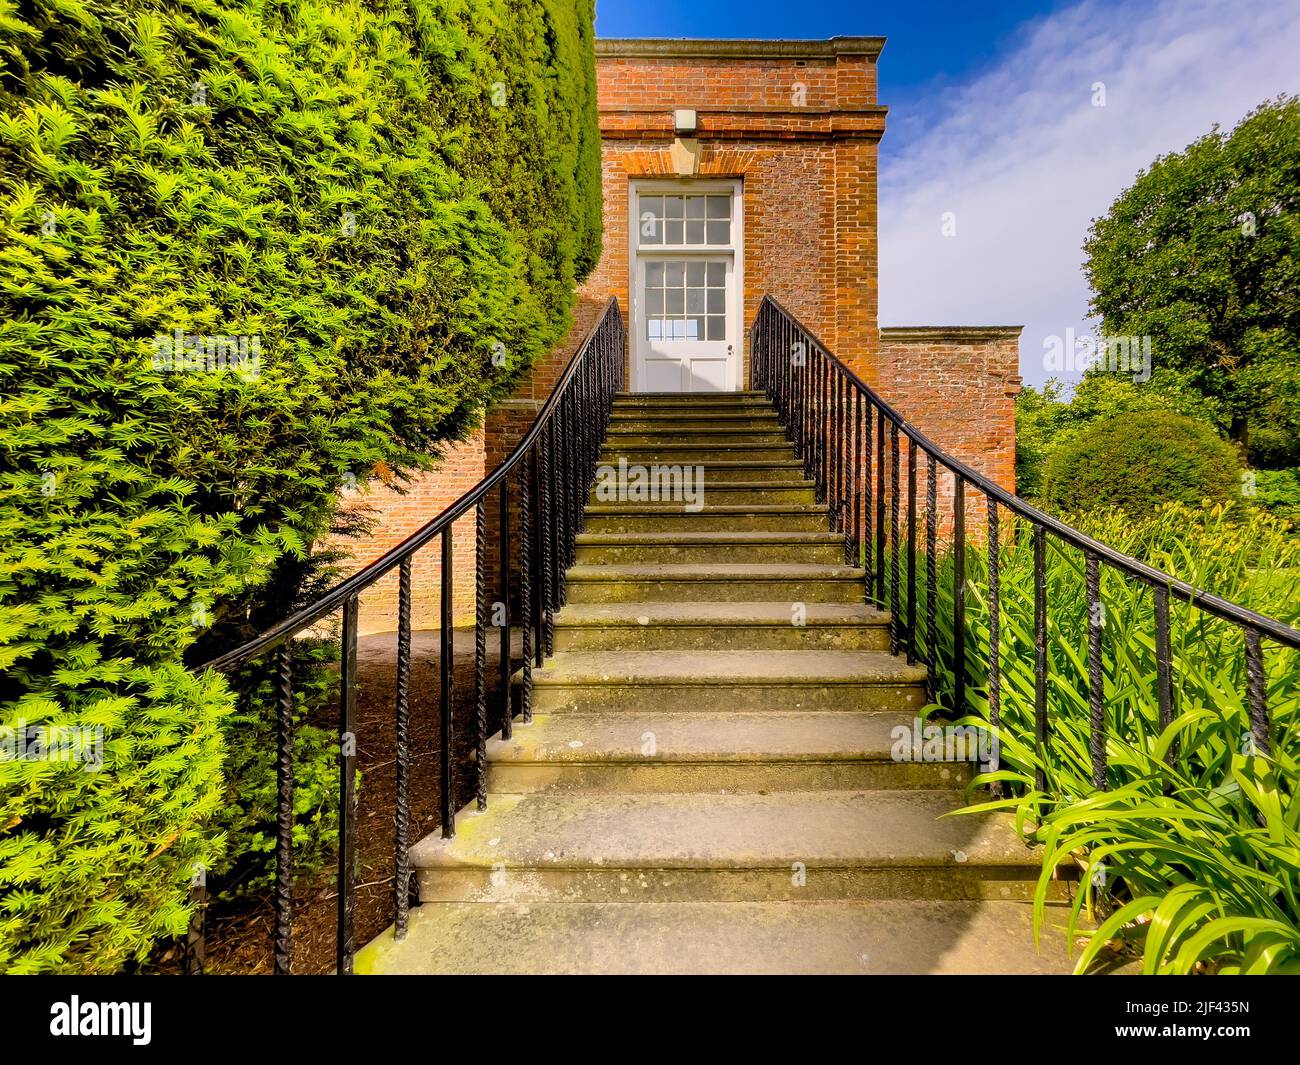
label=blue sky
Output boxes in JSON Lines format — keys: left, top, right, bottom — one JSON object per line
{"left": 596, "top": 0, "right": 1300, "bottom": 387}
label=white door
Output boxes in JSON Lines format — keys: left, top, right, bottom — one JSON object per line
{"left": 631, "top": 182, "right": 742, "bottom": 392}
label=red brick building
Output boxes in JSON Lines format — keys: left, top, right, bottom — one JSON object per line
{"left": 339, "top": 37, "right": 1022, "bottom": 632}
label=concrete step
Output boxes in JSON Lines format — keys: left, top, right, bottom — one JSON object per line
{"left": 410, "top": 789, "right": 1041, "bottom": 902}
{"left": 551, "top": 600, "right": 889, "bottom": 650}
{"left": 356, "top": 900, "right": 1084, "bottom": 975}
{"left": 583, "top": 504, "right": 830, "bottom": 533}
{"left": 589, "top": 480, "right": 816, "bottom": 507}
{"left": 524, "top": 648, "right": 926, "bottom": 712}
{"left": 562, "top": 562, "right": 866, "bottom": 603}
{"left": 574, "top": 530, "right": 846, "bottom": 566}
{"left": 484, "top": 711, "right": 967, "bottom": 792}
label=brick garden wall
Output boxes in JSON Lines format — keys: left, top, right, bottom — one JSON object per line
{"left": 878, "top": 327, "right": 1023, "bottom": 538}
{"left": 329, "top": 432, "right": 485, "bottom": 635}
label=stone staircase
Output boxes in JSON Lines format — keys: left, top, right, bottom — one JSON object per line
{"left": 357, "top": 391, "right": 1074, "bottom": 974}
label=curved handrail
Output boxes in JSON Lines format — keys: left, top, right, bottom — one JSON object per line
{"left": 200, "top": 297, "right": 624, "bottom": 672}
{"left": 754, "top": 295, "right": 1300, "bottom": 651}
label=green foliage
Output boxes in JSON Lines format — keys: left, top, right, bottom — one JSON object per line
{"left": 900, "top": 503, "right": 1300, "bottom": 972}
{"left": 1015, "top": 374, "right": 1216, "bottom": 500}
{"left": 1083, "top": 96, "right": 1300, "bottom": 458}
{"left": 1041, "top": 411, "right": 1242, "bottom": 515}
{"left": 0, "top": 0, "right": 599, "bottom": 972}
{"left": 1249, "top": 467, "right": 1300, "bottom": 525}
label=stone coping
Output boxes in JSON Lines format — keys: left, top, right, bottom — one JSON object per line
{"left": 596, "top": 37, "right": 886, "bottom": 60}
{"left": 880, "top": 326, "right": 1023, "bottom": 342}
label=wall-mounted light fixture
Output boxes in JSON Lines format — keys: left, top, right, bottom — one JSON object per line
{"left": 673, "top": 108, "right": 697, "bottom": 135}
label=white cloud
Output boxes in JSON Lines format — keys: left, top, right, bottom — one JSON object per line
{"left": 878, "top": 0, "right": 1300, "bottom": 388}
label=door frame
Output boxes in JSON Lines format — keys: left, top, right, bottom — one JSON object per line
{"left": 627, "top": 177, "right": 744, "bottom": 392}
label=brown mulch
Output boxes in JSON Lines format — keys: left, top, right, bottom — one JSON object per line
{"left": 167, "top": 626, "right": 517, "bottom": 975}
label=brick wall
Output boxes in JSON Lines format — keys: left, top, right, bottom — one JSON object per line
{"left": 878, "top": 326, "right": 1023, "bottom": 537}
{"left": 328, "top": 432, "right": 485, "bottom": 635}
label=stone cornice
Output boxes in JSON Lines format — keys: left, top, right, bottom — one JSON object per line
{"left": 596, "top": 37, "right": 886, "bottom": 60}
{"left": 881, "top": 326, "right": 1024, "bottom": 342}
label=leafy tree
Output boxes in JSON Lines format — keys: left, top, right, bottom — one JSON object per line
{"left": 1083, "top": 96, "right": 1300, "bottom": 461}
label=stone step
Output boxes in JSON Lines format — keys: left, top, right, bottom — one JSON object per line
{"left": 588, "top": 480, "right": 816, "bottom": 507}
{"left": 609, "top": 407, "right": 782, "bottom": 420}
{"left": 356, "top": 900, "right": 1083, "bottom": 975}
{"left": 551, "top": 600, "right": 888, "bottom": 650}
{"left": 605, "top": 425, "right": 789, "bottom": 445}
{"left": 484, "top": 711, "right": 967, "bottom": 792}
{"left": 595, "top": 458, "right": 805, "bottom": 482}
{"left": 574, "top": 530, "right": 846, "bottom": 566}
{"left": 612, "top": 391, "right": 770, "bottom": 407}
{"left": 410, "top": 789, "right": 1041, "bottom": 902}
{"left": 583, "top": 504, "right": 830, "bottom": 533}
{"left": 608, "top": 412, "right": 784, "bottom": 432}
{"left": 600, "top": 442, "right": 795, "bottom": 464}
{"left": 562, "top": 562, "right": 866, "bottom": 603}
{"left": 524, "top": 648, "right": 926, "bottom": 712}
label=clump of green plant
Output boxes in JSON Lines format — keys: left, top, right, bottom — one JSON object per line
{"left": 898, "top": 502, "right": 1300, "bottom": 972}
{"left": 1042, "top": 412, "right": 1242, "bottom": 515}
{"left": 0, "top": 0, "right": 599, "bottom": 972}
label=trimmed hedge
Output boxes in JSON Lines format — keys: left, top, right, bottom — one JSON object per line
{"left": 0, "top": 0, "right": 600, "bottom": 972}
{"left": 1042, "top": 412, "right": 1241, "bottom": 516}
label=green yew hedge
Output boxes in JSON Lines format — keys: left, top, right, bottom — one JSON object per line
{"left": 0, "top": 0, "right": 600, "bottom": 972}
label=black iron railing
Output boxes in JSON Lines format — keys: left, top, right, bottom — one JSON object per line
{"left": 195, "top": 298, "right": 625, "bottom": 974}
{"left": 750, "top": 295, "right": 1300, "bottom": 792}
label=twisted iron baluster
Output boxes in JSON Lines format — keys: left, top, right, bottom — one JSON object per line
{"left": 274, "top": 643, "right": 294, "bottom": 973}
{"left": 337, "top": 595, "right": 359, "bottom": 974}
{"left": 394, "top": 558, "right": 412, "bottom": 938}
{"left": 439, "top": 534, "right": 455, "bottom": 839}
{"left": 849, "top": 390, "right": 861, "bottom": 567}
{"left": 1154, "top": 585, "right": 1174, "bottom": 762}
{"left": 889, "top": 424, "right": 900, "bottom": 655}
{"left": 519, "top": 457, "right": 533, "bottom": 723}
{"left": 986, "top": 504, "right": 1001, "bottom": 796}
{"left": 952, "top": 476, "right": 966, "bottom": 714}
{"left": 474, "top": 501, "right": 488, "bottom": 810}
{"left": 1245, "top": 629, "right": 1271, "bottom": 757}
{"left": 863, "top": 404, "right": 873, "bottom": 593}
{"left": 1033, "top": 526, "right": 1048, "bottom": 793}
{"left": 1085, "top": 552, "right": 1106, "bottom": 790}
{"left": 541, "top": 423, "right": 555, "bottom": 655}
{"left": 874, "top": 412, "right": 885, "bottom": 606}
{"left": 925, "top": 454, "right": 937, "bottom": 699}
{"left": 906, "top": 438, "right": 917, "bottom": 665}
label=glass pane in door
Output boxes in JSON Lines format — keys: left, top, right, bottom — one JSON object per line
{"left": 643, "top": 259, "right": 727, "bottom": 342}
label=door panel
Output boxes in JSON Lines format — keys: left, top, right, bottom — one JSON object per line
{"left": 636, "top": 255, "right": 734, "bottom": 393}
